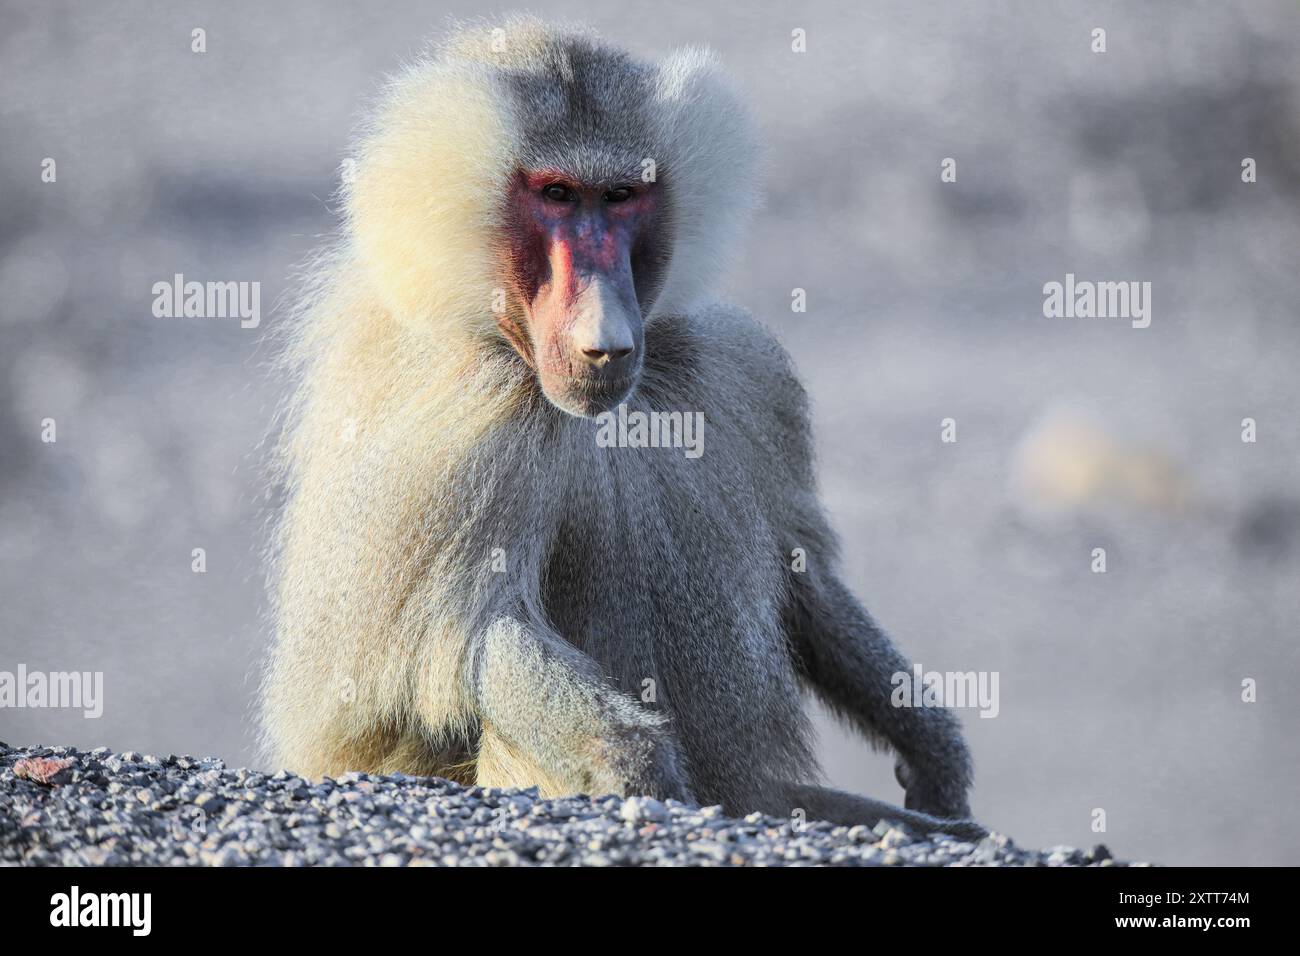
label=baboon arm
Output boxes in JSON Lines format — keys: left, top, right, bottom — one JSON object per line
{"left": 469, "top": 617, "right": 695, "bottom": 803}
{"left": 787, "top": 573, "right": 974, "bottom": 819}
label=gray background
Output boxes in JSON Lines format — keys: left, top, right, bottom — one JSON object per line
{"left": 2, "top": 0, "right": 1298, "bottom": 865}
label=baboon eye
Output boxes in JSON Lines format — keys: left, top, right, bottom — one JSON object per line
{"left": 543, "top": 183, "right": 576, "bottom": 202}
{"left": 604, "top": 186, "right": 634, "bottom": 203}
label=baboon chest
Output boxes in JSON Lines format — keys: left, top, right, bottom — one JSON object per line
{"left": 540, "top": 449, "right": 793, "bottom": 707}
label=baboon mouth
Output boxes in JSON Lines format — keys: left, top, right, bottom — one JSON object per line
{"left": 541, "top": 373, "right": 637, "bottom": 418}
{"left": 570, "top": 373, "right": 635, "bottom": 399}
{"left": 562, "top": 373, "right": 633, "bottom": 388}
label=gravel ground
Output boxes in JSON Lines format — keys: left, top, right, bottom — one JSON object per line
{"left": 0, "top": 744, "right": 1134, "bottom": 867}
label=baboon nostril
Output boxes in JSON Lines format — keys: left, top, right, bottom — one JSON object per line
{"left": 581, "top": 346, "right": 633, "bottom": 366}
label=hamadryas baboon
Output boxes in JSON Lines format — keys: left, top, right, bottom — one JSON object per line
{"left": 262, "top": 16, "right": 980, "bottom": 838}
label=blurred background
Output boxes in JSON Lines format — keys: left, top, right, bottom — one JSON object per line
{"left": 2, "top": 0, "right": 1298, "bottom": 865}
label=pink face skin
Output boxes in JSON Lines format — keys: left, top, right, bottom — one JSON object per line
{"left": 501, "top": 170, "right": 664, "bottom": 418}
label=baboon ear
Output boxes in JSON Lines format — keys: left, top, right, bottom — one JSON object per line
{"left": 649, "top": 48, "right": 761, "bottom": 317}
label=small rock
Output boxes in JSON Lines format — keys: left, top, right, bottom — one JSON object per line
{"left": 13, "top": 757, "right": 75, "bottom": 785}
{"left": 619, "top": 795, "right": 668, "bottom": 824}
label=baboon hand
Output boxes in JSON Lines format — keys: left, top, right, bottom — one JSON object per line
{"left": 589, "top": 721, "right": 696, "bottom": 805}
{"left": 895, "top": 756, "right": 971, "bottom": 820}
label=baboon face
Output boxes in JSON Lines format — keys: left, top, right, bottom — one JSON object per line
{"left": 501, "top": 169, "right": 667, "bottom": 418}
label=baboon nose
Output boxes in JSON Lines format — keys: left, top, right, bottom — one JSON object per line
{"left": 580, "top": 345, "right": 634, "bottom": 367}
